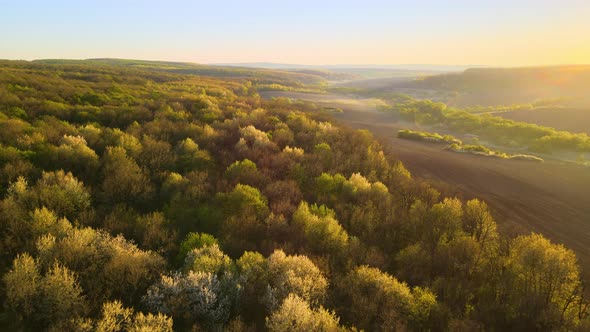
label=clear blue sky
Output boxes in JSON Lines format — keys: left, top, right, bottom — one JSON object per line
{"left": 1, "top": 0, "right": 589, "bottom": 66}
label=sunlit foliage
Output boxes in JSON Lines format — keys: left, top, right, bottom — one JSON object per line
{"left": 0, "top": 60, "right": 588, "bottom": 331}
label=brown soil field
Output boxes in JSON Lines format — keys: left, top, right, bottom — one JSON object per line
{"left": 494, "top": 107, "right": 590, "bottom": 134}
{"left": 262, "top": 91, "right": 590, "bottom": 269}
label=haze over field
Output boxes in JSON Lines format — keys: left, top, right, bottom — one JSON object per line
{"left": 2, "top": 1, "right": 590, "bottom": 331}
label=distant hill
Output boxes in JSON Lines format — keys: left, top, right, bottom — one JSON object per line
{"left": 404, "top": 65, "right": 590, "bottom": 107}
{"left": 213, "top": 62, "right": 482, "bottom": 71}
{"left": 213, "top": 62, "right": 478, "bottom": 80}
{"left": 32, "top": 58, "right": 347, "bottom": 86}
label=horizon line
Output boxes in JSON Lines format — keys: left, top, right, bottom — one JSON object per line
{"left": 2, "top": 57, "right": 590, "bottom": 70}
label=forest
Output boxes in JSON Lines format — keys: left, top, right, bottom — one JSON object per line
{"left": 1, "top": 60, "right": 589, "bottom": 331}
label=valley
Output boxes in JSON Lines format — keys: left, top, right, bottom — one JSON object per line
{"left": 262, "top": 90, "right": 590, "bottom": 267}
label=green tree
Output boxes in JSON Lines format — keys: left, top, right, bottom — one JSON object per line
{"left": 218, "top": 184, "right": 270, "bottom": 256}
{"left": 184, "top": 243, "right": 234, "bottom": 275}
{"left": 139, "top": 135, "right": 175, "bottom": 174}
{"left": 81, "top": 300, "right": 173, "bottom": 332}
{"left": 236, "top": 251, "right": 268, "bottom": 322}
{"left": 30, "top": 207, "right": 72, "bottom": 239}
{"left": 338, "top": 265, "right": 441, "bottom": 331}
{"left": 54, "top": 135, "right": 100, "bottom": 181}
{"left": 506, "top": 233, "right": 582, "bottom": 330}
{"left": 3, "top": 254, "right": 88, "bottom": 328}
{"left": 292, "top": 202, "right": 349, "bottom": 256}
{"left": 266, "top": 293, "right": 343, "bottom": 332}
{"left": 100, "top": 146, "right": 154, "bottom": 208}
{"left": 33, "top": 170, "right": 92, "bottom": 222}
{"left": 176, "top": 138, "right": 211, "bottom": 172}
{"left": 134, "top": 212, "right": 177, "bottom": 253}
{"left": 463, "top": 199, "right": 498, "bottom": 255}
{"left": 264, "top": 250, "right": 328, "bottom": 310}
{"left": 38, "top": 262, "right": 88, "bottom": 325}
{"left": 176, "top": 232, "right": 218, "bottom": 265}
{"left": 3, "top": 253, "right": 40, "bottom": 319}
{"left": 225, "top": 159, "right": 262, "bottom": 187}
{"left": 35, "top": 226, "right": 165, "bottom": 306}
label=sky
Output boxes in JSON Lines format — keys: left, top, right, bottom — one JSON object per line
{"left": 1, "top": 0, "right": 589, "bottom": 66}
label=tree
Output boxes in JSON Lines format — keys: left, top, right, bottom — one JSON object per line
{"left": 134, "top": 212, "right": 177, "bottom": 253}
{"left": 314, "top": 173, "right": 345, "bottom": 205}
{"left": 3, "top": 254, "right": 88, "bottom": 328}
{"left": 218, "top": 184, "right": 270, "bottom": 256}
{"left": 82, "top": 300, "right": 173, "bottom": 332}
{"left": 37, "top": 262, "right": 88, "bottom": 325}
{"left": 264, "top": 250, "right": 328, "bottom": 310}
{"left": 225, "top": 159, "right": 262, "bottom": 187}
{"left": 424, "top": 198, "right": 464, "bottom": 250}
{"left": 221, "top": 184, "right": 269, "bottom": 219}
{"left": 338, "top": 265, "right": 441, "bottom": 331}
{"left": 292, "top": 202, "right": 349, "bottom": 256}
{"left": 100, "top": 146, "right": 154, "bottom": 208}
{"left": 184, "top": 243, "right": 234, "bottom": 275}
{"left": 266, "top": 294, "right": 343, "bottom": 332}
{"left": 139, "top": 135, "right": 175, "bottom": 174}
{"left": 33, "top": 170, "right": 92, "bottom": 222}
{"left": 176, "top": 232, "right": 218, "bottom": 265}
{"left": 102, "top": 128, "right": 143, "bottom": 158}
{"left": 271, "top": 123, "right": 294, "bottom": 148}
{"left": 54, "top": 135, "right": 100, "bottom": 181}
{"left": 175, "top": 137, "right": 211, "bottom": 172}
{"left": 506, "top": 233, "right": 582, "bottom": 330}
{"left": 3, "top": 253, "right": 40, "bottom": 319}
{"left": 398, "top": 198, "right": 465, "bottom": 284}
{"left": 0, "top": 147, "right": 35, "bottom": 193}
{"left": 129, "top": 312, "right": 173, "bottom": 332}
{"left": 143, "top": 271, "right": 237, "bottom": 329}
{"left": 0, "top": 177, "right": 34, "bottom": 259}
{"left": 35, "top": 226, "right": 165, "bottom": 306}
{"left": 236, "top": 251, "right": 268, "bottom": 322}
{"left": 463, "top": 199, "right": 498, "bottom": 256}
{"left": 264, "top": 180, "right": 302, "bottom": 217}
{"left": 30, "top": 207, "right": 72, "bottom": 239}
{"left": 163, "top": 171, "right": 211, "bottom": 234}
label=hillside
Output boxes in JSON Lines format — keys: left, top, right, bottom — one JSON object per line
{"left": 1, "top": 60, "right": 589, "bottom": 331}
{"left": 408, "top": 65, "right": 590, "bottom": 107}
{"left": 32, "top": 58, "right": 345, "bottom": 89}
{"left": 494, "top": 106, "right": 590, "bottom": 134}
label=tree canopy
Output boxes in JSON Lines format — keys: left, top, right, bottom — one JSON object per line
{"left": 0, "top": 60, "right": 588, "bottom": 331}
